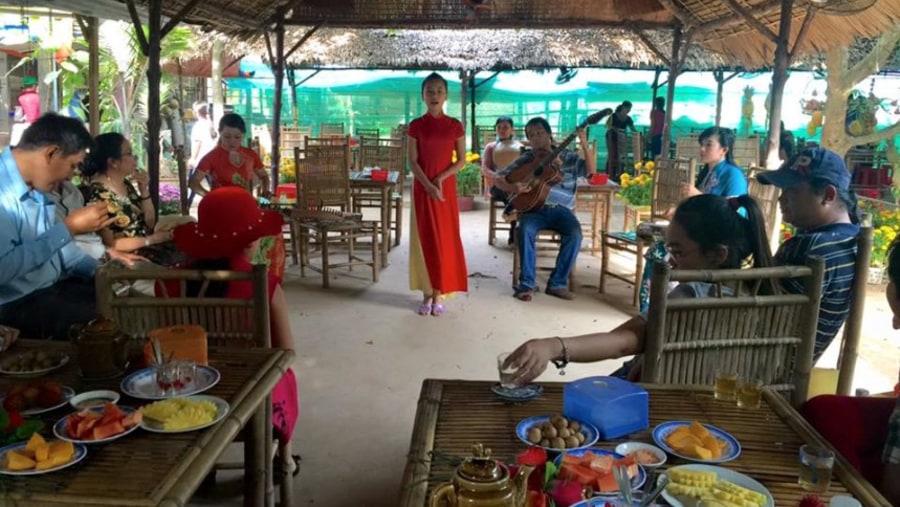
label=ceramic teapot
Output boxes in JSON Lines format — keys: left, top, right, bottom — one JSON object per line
{"left": 429, "top": 443, "right": 533, "bottom": 507}
{"left": 69, "top": 316, "right": 130, "bottom": 378}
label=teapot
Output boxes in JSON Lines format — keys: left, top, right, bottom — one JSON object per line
{"left": 69, "top": 316, "right": 130, "bottom": 379}
{"left": 430, "top": 443, "right": 533, "bottom": 507}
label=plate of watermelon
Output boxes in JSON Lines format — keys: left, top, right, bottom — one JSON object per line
{"left": 554, "top": 448, "right": 646, "bottom": 496}
{"left": 53, "top": 403, "right": 142, "bottom": 444}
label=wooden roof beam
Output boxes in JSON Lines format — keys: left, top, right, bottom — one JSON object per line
{"left": 285, "top": 22, "right": 324, "bottom": 60}
{"left": 633, "top": 28, "right": 671, "bottom": 67}
{"left": 126, "top": 0, "right": 149, "bottom": 55}
{"left": 699, "top": 0, "right": 781, "bottom": 33}
{"left": 654, "top": 0, "right": 700, "bottom": 28}
{"left": 161, "top": 0, "right": 203, "bottom": 38}
{"left": 721, "top": 0, "right": 778, "bottom": 44}
{"left": 788, "top": 5, "right": 816, "bottom": 63}
{"left": 281, "top": 19, "right": 676, "bottom": 30}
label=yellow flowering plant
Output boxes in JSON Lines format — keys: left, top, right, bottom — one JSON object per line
{"left": 456, "top": 152, "right": 482, "bottom": 196}
{"left": 616, "top": 161, "right": 654, "bottom": 206}
{"left": 856, "top": 198, "right": 900, "bottom": 267}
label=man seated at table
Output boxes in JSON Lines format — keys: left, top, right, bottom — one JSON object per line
{"left": 756, "top": 147, "right": 860, "bottom": 363}
{"left": 0, "top": 114, "right": 114, "bottom": 340}
{"left": 493, "top": 118, "right": 595, "bottom": 301}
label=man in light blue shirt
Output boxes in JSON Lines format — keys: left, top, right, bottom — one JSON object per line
{"left": 0, "top": 114, "right": 114, "bottom": 340}
{"left": 496, "top": 117, "right": 597, "bottom": 302}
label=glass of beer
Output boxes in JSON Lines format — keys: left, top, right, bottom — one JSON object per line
{"left": 714, "top": 369, "right": 739, "bottom": 401}
{"left": 798, "top": 445, "right": 835, "bottom": 492}
{"left": 497, "top": 353, "right": 518, "bottom": 389}
{"left": 737, "top": 377, "right": 763, "bottom": 409}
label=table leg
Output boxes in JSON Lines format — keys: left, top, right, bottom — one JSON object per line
{"left": 381, "top": 186, "right": 391, "bottom": 267}
{"left": 591, "top": 196, "right": 600, "bottom": 254}
{"left": 245, "top": 405, "right": 267, "bottom": 507}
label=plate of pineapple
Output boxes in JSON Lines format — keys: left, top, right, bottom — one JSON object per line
{"left": 139, "top": 395, "right": 229, "bottom": 433}
{"left": 0, "top": 432, "right": 87, "bottom": 475}
{"left": 661, "top": 464, "right": 774, "bottom": 507}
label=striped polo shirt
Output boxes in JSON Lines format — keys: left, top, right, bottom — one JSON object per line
{"left": 776, "top": 222, "right": 859, "bottom": 362}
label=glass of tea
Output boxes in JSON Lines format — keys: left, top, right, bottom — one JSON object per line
{"left": 497, "top": 352, "right": 518, "bottom": 389}
{"left": 714, "top": 369, "right": 739, "bottom": 401}
{"left": 798, "top": 444, "right": 835, "bottom": 492}
{"left": 737, "top": 377, "right": 763, "bottom": 409}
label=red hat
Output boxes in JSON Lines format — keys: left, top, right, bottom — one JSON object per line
{"left": 173, "top": 187, "right": 283, "bottom": 259}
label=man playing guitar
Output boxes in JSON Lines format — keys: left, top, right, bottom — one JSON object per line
{"left": 493, "top": 117, "right": 596, "bottom": 302}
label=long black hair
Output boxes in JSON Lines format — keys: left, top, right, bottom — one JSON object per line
{"left": 80, "top": 132, "right": 126, "bottom": 178}
{"left": 673, "top": 193, "right": 773, "bottom": 269}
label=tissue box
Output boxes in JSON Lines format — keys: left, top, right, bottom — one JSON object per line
{"left": 563, "top": 376, "right": 649, "bottom": 440}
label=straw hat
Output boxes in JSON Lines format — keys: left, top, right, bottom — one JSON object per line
{"left": 173, "top": 187, "right": 283, "bottom": 259}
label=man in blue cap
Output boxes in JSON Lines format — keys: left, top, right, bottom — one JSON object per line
{"left": 757, "top": 147, "right": 860, "bottom": 363}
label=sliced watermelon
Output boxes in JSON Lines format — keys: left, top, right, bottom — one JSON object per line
{"left": 92, "top": 420, "right": 125, "bottom": 440}
{"left": 594, "top": 471, "right": 619, "bottom": 493}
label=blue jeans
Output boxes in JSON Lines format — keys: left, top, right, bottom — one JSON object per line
{"left": 516, "top": 205, "right": 582, "bottom": 291}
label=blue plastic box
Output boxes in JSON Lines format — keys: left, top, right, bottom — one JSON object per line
{"left": 562, "top": 376, "right": 649, "bottom": 440}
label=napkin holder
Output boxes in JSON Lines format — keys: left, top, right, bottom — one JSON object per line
{"left": 563, "top": 376, "right": 649, "bottom": 439}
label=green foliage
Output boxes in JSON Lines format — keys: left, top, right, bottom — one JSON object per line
{"left": 456, "top": 163, "right": 482, "bottom": 196}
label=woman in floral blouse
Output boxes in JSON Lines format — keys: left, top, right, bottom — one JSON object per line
{"left": 81, "top": 133, "right": 173, "bottom": 252}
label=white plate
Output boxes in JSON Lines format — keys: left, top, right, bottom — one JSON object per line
{"left": 139, "top": 395, "right": 229, "bottom": 433}
{"left": 0, "top": 354, "right": 70, "bottom": 378}
{"left": 661, "top": 464, "right": 775, "bottom": 507}
{"left": 615, "top": 441, "right": 667, "bottom": 469}
{"left": 0, "top": 386, "right": 75, "bottom": 416}
{"left": 0, "top": 440, "right": 88, "bottom": 476}
{"left": 53, "top": 405, "right": 141, "bottom": 444}
{"left": 120, "top": 365, "right": 220, "bottom": 400}
{"left": 652, "top": 421, "right": 741, "bottom": 463}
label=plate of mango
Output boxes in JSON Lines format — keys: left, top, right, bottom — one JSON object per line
{"left": 652, "top": 421, "right": 740, "bottom": 463}
{"left": 0, "top": 432, "right": 87, "bottom": 475}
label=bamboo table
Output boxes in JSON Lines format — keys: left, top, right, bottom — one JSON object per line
{"left": 399, "top": 380, "right": 888, "bottom": 507}
{"left": 0, "top": 341, "right": 294, "bottom": 507}
{"left": 575, "top": 182, "right": 618, "bottom": 254}
{"left": 350, "top": 170, "right": 400, "bottom": 268}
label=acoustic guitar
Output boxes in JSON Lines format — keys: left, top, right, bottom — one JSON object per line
{"left": 503, "top": 108, "right": 613, "bottom": 214}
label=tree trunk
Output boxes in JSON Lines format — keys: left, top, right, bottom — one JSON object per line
{"left": 662, "top": 27, "right": 682, "bottom": 158}
{"left": 211, "top": 41, "right": 224, "bottom": 127}
{"left": 763, "top": 0, "right": 793, "bottom": 169}
{"left": 146, "top": 0, "right": 162, "bottom": 212}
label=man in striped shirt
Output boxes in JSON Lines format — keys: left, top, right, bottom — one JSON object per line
{"left": 757, "top": 147, "right": 860, "bottom": 362}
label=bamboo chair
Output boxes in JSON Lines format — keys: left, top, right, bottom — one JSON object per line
{"left": 836, "top": 222, "right": 874, "bottom": 395}
{"left": 94, "top": 265, "right": 296, "bottom": 505}
{"left": 292, "top": 146, "right": 379, "bottom": 288}
{"left": 616, "top": 130, "right": 634, "bottom": 176}
{"left": 280, "top": 126, "right": 312, "bottom": 162}
{"left": 355, "top": 136, "right": 406, "bottom": 248}
{"left": 675, "top": 134, "right": 700, "bottom": 161}
{"left": 512, "top": 230, "right": 576, "bottom": 291}
{"left": 732, "top": 135, "right": 761, "bottom": 169}
{"left": 747, "top": 173, "right": 781, "bottom": 244}
{"left": 319, "top": 122, "right": 345, "bottom": 137}
{"left": 632, "top": 131, "right": 645, "bottom": 163}
{"left": 600, "top": 158, "right": 696, "bottom": 306}
{"left": 488, "top": 197, "right": 513, "bottom": 246}
{"left": 643, "top": 257, "right": 826, "bottom": 408}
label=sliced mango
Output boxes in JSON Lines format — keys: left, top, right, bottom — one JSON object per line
{"left": 6, "top": 450, "right": 36, "bottom": 471}
{"left": 48, "top": 440, "right": 75, "bottom": 462}
{"left": 24, "top": 432, "right": 46, "bottom": 453}
{"left": 689, "top": 421, "right": 711, "bottom": 440}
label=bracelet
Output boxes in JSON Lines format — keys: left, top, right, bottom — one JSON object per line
{"left": 144, "top": 238, "right": 151, "bottom": 247}
{"left": 140, "top": 195, "right": 151, "bottom": 201}
{"left": 550, "top": 336, "right": 569, "bottom": 375}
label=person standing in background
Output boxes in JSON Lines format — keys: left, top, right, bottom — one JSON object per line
{"left": 10, "top": 76, "right": 40, "bottom": 146}
{"left": 188, "top": 102, "right": 218, "bottom": 170}
{"left": 649, "top": 97, "right": 666, "bottom": 159}
{"left": 605, "top": 101, "right": 634, "bottom": 182}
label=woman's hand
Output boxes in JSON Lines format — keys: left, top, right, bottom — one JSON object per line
{"left": 426, "top": 181, "right": 445, "bottom": 201}
{"left": 132, "top": 172, "right": 149, "bottom": 193}
{"left": 503, "top": 338, "right": 562, "bottom": 386}
{"left": 680, "top": 183, "right": 701, "bottom": 198}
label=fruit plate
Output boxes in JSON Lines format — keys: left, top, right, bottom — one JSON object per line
{"left": 53, "top": 405, "right": 141, "bottom": 444}
{"left": 0, "top": 440, "right": 87, "bottom": 476}
{"left": 652, "top": 421, "right": 741, "bottom": 464}
{"left": 120, "top": 365, "right": 220, "bottom": 400}
{"left": 0, "top": 386, "right": 75, "bottom": 416}
{"left": 552, "top": 448, "right": 646, "bottom": 496}
{"left": 0, "top": 353, "right": 70, "bottom": 378}
{"left": 140, "top": 395, "right": 229, "bottom": 434}
{"left": 515, "top": 415, "right": 599, "bottom": 453}
{"left": 661, "top": 464, "right": 774, "bottom": 507}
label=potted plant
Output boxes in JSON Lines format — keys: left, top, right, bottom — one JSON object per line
{"left": 456, "top": 152, "right": 482, "bottom": 212}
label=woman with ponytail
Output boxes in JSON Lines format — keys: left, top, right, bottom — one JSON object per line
{"left": 501, "top": 193, "right": 773, "bottom": 384}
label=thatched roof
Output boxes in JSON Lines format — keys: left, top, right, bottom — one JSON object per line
{"left": 150, "top": 0, "right": 900, "bottom": 69}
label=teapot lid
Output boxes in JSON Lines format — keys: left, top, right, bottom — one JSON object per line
{"left": 82, "top": 316, "right": 121, "bottom": 334}
{"left": 458, "top": 444, "right": 506, "bottom": 483}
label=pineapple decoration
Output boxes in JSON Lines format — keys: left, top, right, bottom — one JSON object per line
{"left": 845, "top": 79, "right": 879, "bottom": 137}
{"left": 739, "top": 86, "right": 755, "bottom": 136}
{"left": 801, "top": 90, "right": 826, "bottom": 137}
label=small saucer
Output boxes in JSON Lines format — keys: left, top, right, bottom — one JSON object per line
{"left": 491, "top": 383, "right": 543, "bottom": 402}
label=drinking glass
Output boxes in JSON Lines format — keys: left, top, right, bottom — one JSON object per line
{"left": 155, "top": 361, "right": 180, "bottom": 396}
{"left": 737, "top": 377, "right": 763, "bottom": 409}
{"left": 497, "top": 353, "right": 518, "bottom": 389}
{"left": 714, "top": 369, "right": 739, "bottom": 401}
{"left": 798, "top": 444, "right": 835, "bottom": 492}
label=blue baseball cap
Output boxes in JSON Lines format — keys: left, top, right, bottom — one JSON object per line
{"left": 756, "top": 147, "right": 850, "bottom": 190}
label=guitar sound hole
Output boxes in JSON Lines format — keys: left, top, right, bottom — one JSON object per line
{"left": 534, "top": 167, "right": 544, "bottom": 176}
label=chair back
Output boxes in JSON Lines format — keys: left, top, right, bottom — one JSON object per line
{"left": 732, "top": 135, "right": 761, "bottom": 169}
{"left": 747, "top": 173, "right": 781, "bottom": 244}
{"left": 358, "top": 137, "right": 405, "bottom": 183}
{"left": 320, "top": 122, "right": 345, "bottom": 136}
{"left": 617, "top": 129, "right": 634, "bottom": 171}
{"left": 293, "top": 143, "right": 351, "bottom": 210}
{"left": 643, "top": 257, "right": 825, "bottom": 407}
{"left": 281, "top": 126, "right": 312, "bottom": 160}
{"left": 836, "top": 222, "right": 873, "bottom": 395}
{"left": 651, "top": 158, "right": 696, "bottom": 221}
{"left": 632, "top": 132, "right": 644, "bottom": 163}
{"left": 675, "top": 134, "right": 700, "bottom": 160}
{"left": 95, "top": 265, "right": 271, "bottom": 349}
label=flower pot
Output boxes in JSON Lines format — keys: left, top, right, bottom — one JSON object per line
{"left": 458, "top": 195, "right": 475, "bottom": 212}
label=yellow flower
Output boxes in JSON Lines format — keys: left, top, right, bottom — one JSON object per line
{"left": 634, "top": 161, "right": 643, "bottom": 171}
{"left": 644, "top": 161, "right": 655, "bottom": 171}
{"left": 621, "top": 173, "right": 631, "bottom": 184}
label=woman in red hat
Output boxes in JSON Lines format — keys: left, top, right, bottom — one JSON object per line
{"left": 172, "top": 187, "right": 298, "bottom": 443}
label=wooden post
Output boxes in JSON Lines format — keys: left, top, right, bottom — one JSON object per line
{"left": 145, "top": 0, "right": 162, "bottom": 212}
{"left": 764, "top": 0, "right": 794, "bottom": 168}
{"left": 714, "top": 70, "right": 739, "bottom": 128}
{"left": 86, "top": 17, "right": 100, "bottom": 135}
{"left": 470, "top": 72, "right": 477, "bottom": 152}
{"left": 211, "top": 41, "right": 224, "bottom": 127}
{"left": 287, "top": 68, "right": 300, "bottom": 127}
{"left": 661, "top": 27, "right": 683, "bottom": 158}
{"left": 459, "top": 70, "right": 468, "bottom": 148}
{"left": 266, "top": 11, "right": 286, "bottom": 188}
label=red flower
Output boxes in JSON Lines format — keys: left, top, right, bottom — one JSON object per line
{"left": 516, "top": 447, "right": 548, "bottom": 466}
{"left": 798, "top": 494, "right": 826, "bottom": 507}
{"left": 526, "top": 490, "right": 548, "bottom": 507}
{"left": 4, "top": 410, "right": 23, "bottom": 433}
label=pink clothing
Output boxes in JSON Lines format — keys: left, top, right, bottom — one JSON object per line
{"left": 18, "top": 89, "right": 40, "bottom": 123}
{"left": 649, "top": 109, "right": 665, "bottom": 136}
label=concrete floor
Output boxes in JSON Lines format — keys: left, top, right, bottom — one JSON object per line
{"left": 193, "top": 195, "right": 900, "bottom": 507}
